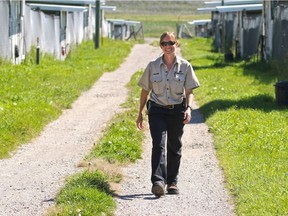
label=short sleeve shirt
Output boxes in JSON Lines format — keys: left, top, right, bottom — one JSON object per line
{"left": 138, "top": 54, "right": 200, "bottom": 106}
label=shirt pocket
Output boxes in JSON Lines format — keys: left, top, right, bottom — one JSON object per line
{"left": 151, "top": 74, "right": 164, "bottom": 95}
{"left": 172, "top": 73, "right": 185, "bottom": 94}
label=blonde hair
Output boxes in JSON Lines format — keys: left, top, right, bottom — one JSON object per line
{"left": 159, "top": 32, "right": 178, "bottom": 46}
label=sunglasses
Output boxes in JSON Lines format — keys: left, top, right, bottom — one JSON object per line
{"left": 160, "top": 41, "right": 176, "bottom": 46}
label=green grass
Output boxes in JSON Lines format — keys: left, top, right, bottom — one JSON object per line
{"left": 180, "top": 37, "right": 288, "bottom": 215}
{"left": 0, "top": 39, "right": 132, "bottom": 158}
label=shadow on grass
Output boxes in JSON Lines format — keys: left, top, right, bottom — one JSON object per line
{"left": 189, "top": 56, "right": 235, "bottom": 71}
{"left": 192, "top": 62, "right": 234, "bottom": 71}
{"left": 193, "top": 55, "right": 286, "bottom": 85}
{"left": 241, "top": 61, "right": 279, "bottom": 84}
{"left": 242, "top": 60, "right": 288, "bottom": 84}
{"left": 199, "top": 94, "right": 287, "bottom": 120}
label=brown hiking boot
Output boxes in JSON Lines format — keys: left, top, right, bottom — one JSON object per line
{"left": 167, "top": 183, "right": 179, "bottom": 195}
{"left": 151, "top": 181, "right": 165, "bottom": 197}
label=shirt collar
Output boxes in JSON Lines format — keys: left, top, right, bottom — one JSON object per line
{"left": 159, "top": 54, "right": 180, "bottom": 67}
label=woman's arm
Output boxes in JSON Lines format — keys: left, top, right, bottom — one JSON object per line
{"left": 183, "top": 88, "right": 193, "bottom": 124}
{"left": 136, "top": 89, "right": 149, "bottom": 130}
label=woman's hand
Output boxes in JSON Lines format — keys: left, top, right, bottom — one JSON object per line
{"left": 136, "top": 113, "right": 144, "bottom": 130}
{"left": 184, "top": 90, "right": 193, "bottom": 124}
{"left": 183, "top": 109, "right": 192, "bottom": 124}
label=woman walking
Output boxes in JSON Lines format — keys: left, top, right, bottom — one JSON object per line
{"left": 136, "top": 32, "right": 200, "bottom": 197}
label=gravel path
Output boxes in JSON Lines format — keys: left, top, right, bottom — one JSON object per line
{"left": 0, "top": 41, "right": 235, "bottom": 216}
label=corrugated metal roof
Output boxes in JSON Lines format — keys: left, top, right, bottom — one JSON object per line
{"left": 216, "top": 4, "right": 262, "bottom": 12}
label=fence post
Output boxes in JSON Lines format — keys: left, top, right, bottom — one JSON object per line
{"left": 94, "top": 0, "right": 100, "bottom": 49}
{"left": 36, "top": 37, "right": 40, "bottom": 64}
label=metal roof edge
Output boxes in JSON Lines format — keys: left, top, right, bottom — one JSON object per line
{"left": 197, "top": 7, "right": 217, "bottom": 12}
{"left": 216, "top": 3, "right": 262, "bottom": 12}
{"left": 26, "top": 0, "right": 106, "bottom": 6}
{"left": 188, "top": 19, "right": 211, "bottom": 25}
{"left": 205, "top": 0, "right": 262, "bottom": 7}
{"left": 107, "top": 19, "right": 141, "bottom": 25}
{"left": 28, "top": 3, "right": 88, "bottom": 12}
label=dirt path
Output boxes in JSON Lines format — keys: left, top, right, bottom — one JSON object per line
{"left": 0, "top": 42, "right": 235, "bottom": 216}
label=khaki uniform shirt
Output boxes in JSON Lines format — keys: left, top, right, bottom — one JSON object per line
{"left": 138, "top": 54, "right": 200, "bottom": 106}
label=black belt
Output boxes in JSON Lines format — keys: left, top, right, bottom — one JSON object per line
{"left": 150, "top": 101, "right": 183, "bottom": 109}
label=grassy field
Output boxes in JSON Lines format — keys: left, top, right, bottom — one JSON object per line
{"left": 180, "top": 38, "right": 288, "bottom": 215}
{"left": 105, "top": 0, "right": 210, "bottom": 37}
{"left": 106, "top": 0, "right": 203, "bottom": 15}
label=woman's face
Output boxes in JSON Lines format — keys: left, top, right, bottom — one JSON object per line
{"left": 160, "top": 35, "right": 177, "bottom": 55}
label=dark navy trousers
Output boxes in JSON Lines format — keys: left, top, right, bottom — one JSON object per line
{"left": 147, "top": 101, "right": 185, "bottom": 185}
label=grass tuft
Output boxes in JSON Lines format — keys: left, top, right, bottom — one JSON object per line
{"left": 52, "top": 170, "right": 115, "bottom": 216}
